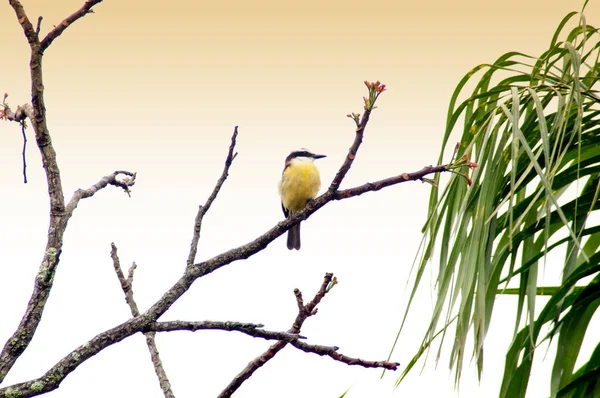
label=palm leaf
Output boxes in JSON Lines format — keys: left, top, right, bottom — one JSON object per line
{"left": 393, "top": 7, "right": 600, "bottom": 397}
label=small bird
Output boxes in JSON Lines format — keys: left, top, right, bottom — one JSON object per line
{"left": 278, "top": 149, "right": 326, "bottom": 250}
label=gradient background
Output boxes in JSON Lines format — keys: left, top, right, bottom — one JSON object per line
{"left": 1, "top": 1, "right": 598, "bottom": 397}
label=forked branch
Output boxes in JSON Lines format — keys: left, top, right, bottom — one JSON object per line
{"left": 111, "top": 244, "right": 175, "bottom": 398}
{"left": 40, "top": 0, "right": 103, "bottom": 51}
{"left": 217, "top": 273, "right": 399, "bottom": 398}
{"left": 187, "top": 126, "right": 238, "bottom": 266}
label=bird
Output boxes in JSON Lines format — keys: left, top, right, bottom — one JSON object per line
{"left": 278, "top": 149, "right": 326, "bottom": 250}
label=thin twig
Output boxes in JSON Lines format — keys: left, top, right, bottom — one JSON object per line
{"left": 40, "top": 0, "right": 103, "bottom": 52}
{"left": 35, "top": 16, "right": 42, "bottom": 36}
{"left": 215, "top": 273, "right": 398, "bottom": 397}
{"left": 8, "top": 0, "right": 37, "bottom": 44}
{"left": 328, "top": 109, "right": 372, "bottom": 192}
{"left": 65, "top": 170, "right": 136, "bottom": 215}
{"left": 0, "top": 101, "right": 33, "bottom": 122}
{"left": 217, "top": 274, "right": 334, "bottom": 398}
{"left": 110, "top": 244, "right": 139, "bottom": 314}
{"left": 110, "top": 244, "right": 175, "bottom": 398}
{"left": 147, "top": 321, "right": 304, "bottom": 342}
{"left": 187, "top": 126, "right": 238, "bottom": 267}
{"left": 289, "top": 340, "right": 399, "bottom": 370}
{"left": 126, "top": 262, "right": 137, "bottom": 284}
{"left": 334, "top": 164, "right": 449, "bottom": 200}
{"left": 21, "top": 122, "right": 27, "bottom": 184}
{"left": 2, "top": 100, "right": 33, "bottom": 183}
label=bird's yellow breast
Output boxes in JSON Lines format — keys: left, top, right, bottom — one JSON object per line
{"left": 279, "top": 161, "right": 321, "bottom": 213}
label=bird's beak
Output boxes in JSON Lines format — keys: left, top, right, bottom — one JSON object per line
{"left": 313, "top": 154, "right": 327, "bottom": 159}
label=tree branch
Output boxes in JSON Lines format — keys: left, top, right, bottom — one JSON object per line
{"left": 147, "top": 321, "right": 303, "bottom": 342}
{"left": 0, "top": 0, "right": 68, "bottom": 380}
{"left": 2, "top": 98, "right": 33, "bottom": 183}
{"left": 217, "top": 274, "right": 332, "bottom": 398}
{"left": 0, "top": 319, "right": 300, "bottom": 397}
{"left": 187, "top": 126, "right": 238, "bottom": 267}
{"left": 289, "top": 340, "right": 399, "bottom": 370}
{"left": 0, "top": 272, "right": 399, "bottom": 397}
{"left": 8, "top": 0, "right": 38, "bottom": 44}
{"left": 65, "top": 170, "right": 136, "bottom": 215}
{"left": 20, "top": 122, "right": 27, "bottom": 183}
{"left": 329, "top": 109, "right": 371, "bottom": 192}
{"left": 40, "top": 0, "right": 103, "bottom": 52}
{"left": 1, "top": 99, "right": 34, "bottom": 123}
{"left": 328, "top": 81, "right": 385, "bottom": 192}
{"left": 110, "top": 244, "right": 175, "bottom": 398}
{"left": 216, "top": 273, "right": 397, "bottom": 398}
{"left": 35, "top": 16, "right": 42, "bottom": 36}
{"left": 0, "top": 166, "right": 137, "bottom": 382}
{"left": 334, "top": 164, "right": 449, "bottom": 200}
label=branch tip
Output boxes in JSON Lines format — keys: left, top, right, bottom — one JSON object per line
{"left": 187, "top": 126, "right": 239, "bottom": 266}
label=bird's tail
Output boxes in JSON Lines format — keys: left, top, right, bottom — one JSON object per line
{"left": 287, "top": 222, "right": 301, "bottom": 250}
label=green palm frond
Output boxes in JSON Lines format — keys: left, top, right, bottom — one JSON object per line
{"left": 392, "top": 5, "right": 600, "bottom": 397}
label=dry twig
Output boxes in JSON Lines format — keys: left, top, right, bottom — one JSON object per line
{"left": 187, "top": 126, "right": 238, "bottom": 266}
{"left": 217, "top": 274, "right": 400, "bottom": 398}
{"left": 111, "top": 244, "right": 175, "bottom": 398}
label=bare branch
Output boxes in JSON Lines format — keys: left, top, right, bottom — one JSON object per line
{"left": 8, "top": 0, "right": 38, "bottom": 44}
{"left": 110, "top": 244, "right": 175, "bottom": 398}
{"left": 2, "top": 0, "right": 136, "bottom": 375}
{"left": 1, "top": 100, "right": 34, "bottom": 123}
{"left": 147, "top": 321, "right": 303, "bottom": 342}
{"left": 0, "top": 168, "right": 136, "bottom": 381}
{"left": 187, "top": 126, "right": 238, "bottom": 266}
{"left": 65, "top": 171, "right": 136, "bottom": 215}
{"left": 328, "top": 108, "right": 372, "bottom": 192}
{"left": 215, "top": 273, "right": 398, "bottom": 397}
{"left": 328, "top": 81, "right": 386, "bottom": 192}
{"left": 1, "top": 98, "right": 31, "bottom": 183}
{"left": 35, "top": 16, "right": 43, "bottom": 36}
{"left": 126, "top": 261, "right": 137, "bottom": 284}
{"left": 289, "top": 340, "right": 399, "bottom": 370}
{"left": 0, "top": 319, "right": 300, "bottom": 397}
{"left": 20, "top": 122, "right": 27, "bottom": 183}
{"left": 1, "top": 0, "right": 70, "bottom": 379}
{"left": 334, "top": 164, "right": 449, "bottom": 200}
{"left": 110, "top": 244, "right": 139, "bottom": 315}
{"left": 40, "top": 0, "right": 103, "bottom": 52}
{"left": 217, "top": 273, "right": 334, "bottom": 398}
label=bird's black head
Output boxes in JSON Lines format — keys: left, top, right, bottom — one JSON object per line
{"left": 285, "top": 149, "right": 327, "bottom": 164}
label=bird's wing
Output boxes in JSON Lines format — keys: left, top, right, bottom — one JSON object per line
{"left": 281, "top": 202, "right": 289, "bottom": 217}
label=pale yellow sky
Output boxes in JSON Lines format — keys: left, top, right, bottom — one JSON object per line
{"left": 0, "top": 1, "right": 598, "bottom": 397}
